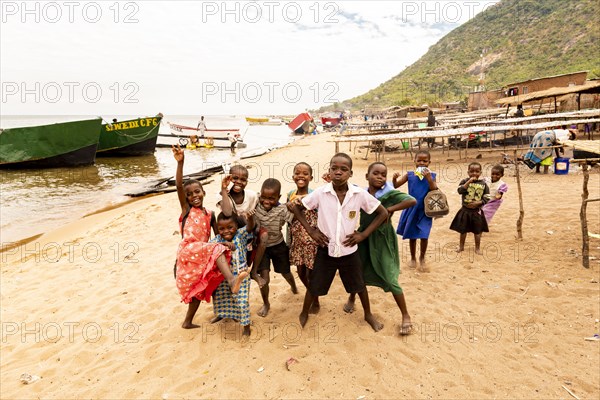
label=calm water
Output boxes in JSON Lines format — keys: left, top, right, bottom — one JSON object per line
{"left": 0, "top": 115, "right": 296, "bottom": 242}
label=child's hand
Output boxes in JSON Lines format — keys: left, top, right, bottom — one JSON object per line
{"left": 465, "top": 201, "right": 480, "bottom": 209}
{"left": 343, "top": 231, "right": 365, "bottom": 247}
{"left": 224, "top": 242, "right": 236, "bottom": 251}
{"left": 322, "top": 172, "right": 332, "bottom": 183}
{"left": 221, "top": 174, "right": 232, "bottom": 190}
{"left": 246, "top": 209, "right": 256, "bottom": 218}
{"left": 172, "top": 145, "right": 184, "bottom": 162}
{"left": 393, "top": 172, "right": 401, "bottom": 180}
{"left": 422, "top": 168, "right": 431, "bottom": 178}
{"left": 308, "top": 227, "right": 329, "bottom": 247}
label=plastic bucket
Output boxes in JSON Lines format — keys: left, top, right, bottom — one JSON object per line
{"left": 554, "top": 157, "right": 570, "bottom": 175}
{"left": 401, "top": 140, "right": 410, "bottom": 150}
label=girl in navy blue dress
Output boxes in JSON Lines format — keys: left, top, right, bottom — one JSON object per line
{"left": 393, "top": 150, "right": 438, "bottom": 272}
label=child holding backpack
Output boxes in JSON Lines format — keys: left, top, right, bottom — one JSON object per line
{"left": 393, "top": 150, "right": 439, "bottom": 272}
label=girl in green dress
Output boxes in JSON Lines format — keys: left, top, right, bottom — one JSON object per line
{"left": 344, "top": 162, "right": 417, "bottom": 335}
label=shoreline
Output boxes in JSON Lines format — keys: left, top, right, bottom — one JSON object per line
{"left": 1, "top": 129, "right": 599, "bottom": 399}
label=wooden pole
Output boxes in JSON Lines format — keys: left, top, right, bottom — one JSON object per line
{"left": 580, "top": 162, "right": 590, "bottom": 268}
{"left": 514, "top": 149, "right": 524, "bottom": 239}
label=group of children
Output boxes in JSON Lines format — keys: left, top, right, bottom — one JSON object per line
{"left": 172, "top": 145, "right": 508, "bottom": 336}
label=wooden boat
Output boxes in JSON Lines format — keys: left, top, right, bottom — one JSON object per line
{"left": 288, "top": 113, "right": 314, "bottom": 134}
{"left": 157, "top": 123, "right": 247, "bottom": 149}
{"left": 321, "top": 116, "right": 342, "bottom": 127}
{"left": 245, "top": 116, "right": 269, "bottom": 123}
{"left": 246, "top": 117, "right": 282, "bottom": 126}
{"left": 0, "top": 118, "right": 102, "bottom": 169}
{"left": 97, "top": 114, "right": 163, "bottom": 156}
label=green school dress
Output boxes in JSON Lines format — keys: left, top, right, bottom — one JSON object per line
{"left": 358, "top": 189, "right": 414, "bottom": 295}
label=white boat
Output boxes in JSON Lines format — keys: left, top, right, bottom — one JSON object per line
{"left": 157, "top": 123, "right": 247, "bottom": 149}
{"left": 168, "top": 122, "right": 235, "bottom": 139}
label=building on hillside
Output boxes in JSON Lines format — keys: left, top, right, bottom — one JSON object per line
{"left": 468, "top": 71, "right": 589, "bottom": 111}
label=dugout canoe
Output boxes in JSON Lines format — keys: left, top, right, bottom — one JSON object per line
{"left": 0, "top": 118, "right": 102, "bottom": 169}
{"left": 97, "top": 114, "right": 163, "bottom": 156}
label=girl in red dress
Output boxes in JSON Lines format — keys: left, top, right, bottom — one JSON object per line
{"left": 172, "top": 145, "right": 248, "bottom": 329}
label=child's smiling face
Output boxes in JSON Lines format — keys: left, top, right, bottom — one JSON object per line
{"left": 293, "top": 164, "right": 312, "bottom": 189}
{"left": 491, "top": 168, "right": 503, "bottom": 183}
{"left": 185, "top": 183, "right": 204, "bottom": 207}
{"left": 259, "top": 187, "right": 280, "bottom": 211}
{"left": 230, "top": 169, "right": 248, "bottom": 194}
{"left": 217, "top": 218, "right": 238, "bottom": 241}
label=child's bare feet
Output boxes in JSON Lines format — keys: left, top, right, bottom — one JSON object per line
{"left": 456, "top": 247, "right": 464, "bottom": 253}
{"left": 475, "top": 248, "right": 483, "bottom": 255}
{"left": 242, "top": 325, "right": 251, "bottom": 336}
{"left": 343, "top": 299, "right": 355, "bottom": 313}
{"left": 299, "top": 311, "right": 309, "bottom": 327}
{"left": 309, "top": 299, "right": 321, "bottom": 314}
{"left": 257, "top": 303, "right": 270, "bottom": 317}
{"left": 230, "top": 270, "right": 249, "bottom": 294}
{"left": 364, "top": 313, "right": 383, "bottom": 332}
{"left": 408, "top": 259, "right": 417, "bottom": 269}
{"left": 210, "top": 316, "right": 223, "bottom": 324}
{"left": 181, "top": 321, "right": 201, "bottom": 329}
{"left": 399, "top": 315, "right": 413, "bottom": 336}
{"left": 417, "top": 259, "right": 430, "bottom": 273}
{"left": 252, "top": 272, "right": 266, "bottom": 288}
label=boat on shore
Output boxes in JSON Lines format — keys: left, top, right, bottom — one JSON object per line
{"left": 97, "top": 114, "right": 163, "bottom": 157}
{"left": 321, "top": 112, "right": 342, "bottom": 128}
{"left": 0, "top": 118, "right": 102, "bottom": 169}
{"left": 157, "top": 123, "right": 247, "bottom": 149}
{"left": 288, "top": 112, "right": 315, "bottom": 134}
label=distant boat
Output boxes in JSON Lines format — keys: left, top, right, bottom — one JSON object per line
{"left": 321, "top": 113, "right": 342, "bottom": 127}
{"left": 245, "top": 117, "right": 282, "bottom": 126}
{"left": 156, "top": 123, "right": 247, "bottom": 149}
{"left": 245, "top": 116, "right": 270, "bottom": 123}
{"left": 0, "top": 118, "right": 102, "bottom": 169}
{"left": 97, "top": 114, "right": 163, "bottom": 157}
{"left": 288, "top": 113, "right": 314, "bottom": 134}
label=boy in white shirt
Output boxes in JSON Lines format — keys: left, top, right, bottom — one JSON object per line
{"left": 291, "top": 153, "right": 388, "bottom": 331}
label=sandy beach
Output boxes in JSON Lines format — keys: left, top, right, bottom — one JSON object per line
{"left": 1, "top": 131, "right": 599, "bottom": 399}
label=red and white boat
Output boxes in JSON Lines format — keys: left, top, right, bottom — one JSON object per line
{"left": 288, "top": 113, "right": 314, "bottom": 134}
{"left": 320, "top": 112, "right": 342, "bottom": 127}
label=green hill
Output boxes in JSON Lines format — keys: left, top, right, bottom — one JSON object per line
{"left": 331, "top": 0, "right": 600, "bottom": 111}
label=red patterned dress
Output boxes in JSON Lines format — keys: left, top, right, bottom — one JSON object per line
{"left": 287, "top": 189, "right": 318, "bottom": 269}
{"left": 175, "top": 207, "right": 229, "bottom": 304}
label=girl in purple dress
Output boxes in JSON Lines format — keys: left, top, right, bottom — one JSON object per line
{"left": 482, "top": 165, "right": 508, "bottom": 223}
{"left": 393, "top": 151, "right": 438, "bottom": 272}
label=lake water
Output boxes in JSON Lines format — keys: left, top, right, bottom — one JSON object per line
{"left": 0, "top": 115, "right": 297, "bottom": 243}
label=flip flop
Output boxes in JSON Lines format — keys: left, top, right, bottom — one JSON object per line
{"left": 399, "top": 323, "right": 413, "bottom": 336}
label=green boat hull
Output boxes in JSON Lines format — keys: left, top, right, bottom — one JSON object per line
{"left": 97, "top": 115, "right": 162, "bottom": 156}
{"left": 0, "top": 118, "right": 101, "bottom": 169}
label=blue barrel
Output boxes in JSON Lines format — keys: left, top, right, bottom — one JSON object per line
{"left": 554, "top": 157, "right": 570, "bottom": 175}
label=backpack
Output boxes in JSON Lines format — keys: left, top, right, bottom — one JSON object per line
{"left": 424, "top": 189, "right": 450, "bottom": 218}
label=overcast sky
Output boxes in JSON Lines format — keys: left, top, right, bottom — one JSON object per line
{"left": 1, "top": 0, "right": 498, "bottom": 115}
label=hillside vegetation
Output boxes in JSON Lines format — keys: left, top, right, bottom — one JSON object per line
{"left": 332, "top": 0, "right": 599, "bottom": 111}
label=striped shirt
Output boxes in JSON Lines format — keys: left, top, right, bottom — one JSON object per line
{"left": 254, "top": 203, "right": 293, "bottom": 247}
